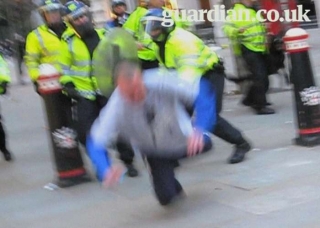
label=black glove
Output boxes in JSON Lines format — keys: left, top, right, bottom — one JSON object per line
{"left": 33, "top": 81, "right": 41, "bottom": 95}
{"left": 212, "top": 58, "right": 225, "bottom": 74}
{"left": 0, "top": 82, "right": 8, "bottom": 95}
{"left": 96, "top": 94, "right": 108, "bottom": 107}
{"left": 62, "top": 82, "right": 82, "bottom": 100}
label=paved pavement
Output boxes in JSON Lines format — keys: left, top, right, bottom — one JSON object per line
{"left": 1, "top": 29, "right": 320, "bottom": 228}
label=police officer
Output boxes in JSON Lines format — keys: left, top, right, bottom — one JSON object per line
{"left": 105, "top": 0, "right": 130, "bottom": 29}
{"left": 25, "top": 0, "right": 66, "bottom": 83}
{"left": 25, "top": 0, "right": 89, "bottom": 187}
{"left": 60, "top": 0, "right": 138, "bottom": 177}
{"left": 223, "top": 0, "right": 275, "bottom": 115}
{"left": 123, "top": 0, "right": 191, "bottom": 70}
{"left": 122, "top": 0, "right": 164, "bottom": 70}
{"left": 0, "top": 54, "right": 12, "bottom": 161}
{"left": 141, "top": 8, "right": 252, "bottom": 164}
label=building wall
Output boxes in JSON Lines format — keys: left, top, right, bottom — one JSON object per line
{"left": 315, "top": 0, "right": 320, "bottom": 27}
{"left": 90, "top": 0, "right": 110, "bottom": 28}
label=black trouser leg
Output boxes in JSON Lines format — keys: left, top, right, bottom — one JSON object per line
{"left": 241, "top": 45, "right": 269, "bottom": 107}
{"left": 204, "top": 71, "right": 246, "bottom": 145}
{"left": 75, "top": 98, "right": 100, "bottom": 147}
{"left": 214, "top": 116, "right": 245, "bottom": 145}
{"left": 0, "top": 116, "right": 7, "bottom": 152}
{"left": 147, "top": 156, "right": 182, "bottom": 205}
{"left": 116, "top": 138, "right": 135, "bottom": 166}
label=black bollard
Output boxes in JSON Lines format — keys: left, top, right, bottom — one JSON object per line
{"left": 37, "top": 64, "right": 88, "bottom": 187}
{"left": 283, "top": 28, "right": 320, "bottom": 147}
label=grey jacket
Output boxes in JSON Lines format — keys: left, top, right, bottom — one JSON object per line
{"left": 90, "top": 68, "right": 201, "bottom": 158}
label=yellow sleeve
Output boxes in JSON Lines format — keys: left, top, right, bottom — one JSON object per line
{"left": 171, "top": 40, "right": 202, "bottom": 83}
{"left": 0, "top": 55, "right": 11, "bottom": 83}
{"left": 24, "top": 31, "right": 41, "bottom": 81}
{"left": 58, "top": 40, "right": 73, "bottom": 85}
{"left": 223, "top": 11, "right": 240, "bottom": 39}
{"left": 123, "top": 8, "right": 142, "bottom": 38}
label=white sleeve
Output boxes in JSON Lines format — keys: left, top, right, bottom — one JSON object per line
{"left": 90, "top": 91, "right": 123, "bottom": 148}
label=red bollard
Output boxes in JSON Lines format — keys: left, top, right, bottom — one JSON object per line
{"left": 37, "top": 64, "right": 88, "bottom": 187}
{"left": 283, "top": 28, "right": 320, "bottom": 147}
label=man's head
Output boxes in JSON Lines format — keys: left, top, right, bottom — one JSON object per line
{"left": 114, "top": 60, "right": 145, "bottom": 103}
{"left": 38, "top": 0, "right": 64, "bottom": 27}
{"left": 64, "top": 0, "right": 95, "bottom": 37}
{"left": 111, "top": 0, "right": 127, "bottom": 16}
{"left": 140, "top": 8, "right": 175, "bottom": 43}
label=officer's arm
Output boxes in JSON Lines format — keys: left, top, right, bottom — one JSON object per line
{"left": 58, "top": 40, "right": 73, "bottom": 85}
{"left": 24, "top": 32, "right": 41, "bottom": 82}
{"left": 193, "top": 77, "right": 216, "bottom": 132}
{"left": 0, "top": 56, "right": 11, "bottom": 83}
{"left": 122, "top": 8, "right": 140, "bottom": 38}
{"left": 169, "top": 38, "right": 217, "bottom": 131}
{"left": 0, "top": 56, "right": 11, "bottom": 95}
{"left": 173, "top": 39, "right": 204, "bottom": 83}
{"left": 223, "top": 21, "right": 239, "bottom": 39}
{"left": 223, "top": 8, "right": 243, "bottom": 39}
{"left": 170, "top": 75, "right": 216, "bottom": 132}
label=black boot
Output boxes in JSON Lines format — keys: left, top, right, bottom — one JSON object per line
{"left": 254, "top": 107, "right": 275, "bottom": 115}
{"left": 228, "top": 141, "right": 251, "bottom": 164}
{"left": 2, "top": 150, "right": 12, "bottom": 161}
{"left": 126, "top": 164, "right": 139, "bottom": 177}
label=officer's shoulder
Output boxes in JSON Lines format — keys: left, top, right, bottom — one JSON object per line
{"left": 169, "top": 28, "right": 196, "bottom": 41}
{"left": 61, "top": 28, "right": 76, "bottom": 42}
{"left": 29, "top": 25, "right": 45, "bottom": 35}
{"left": 26, "top": 26, "right": 42, "bottom": 40}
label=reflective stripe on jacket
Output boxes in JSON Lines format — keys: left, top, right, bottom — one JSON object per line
{"left": 24, "top": 24, "right": 63, "bottom": 81}
{"left": 0, "top": 55, "right": 10, "bottom": 83}
{"left": 155, "top": 28, "right": 220, "bottom": 83}
{"left": 59, "top": 28, "right": 106, "bottom": 100}
{"left": 223, "top": 3, "right": 267, "bottom": 55}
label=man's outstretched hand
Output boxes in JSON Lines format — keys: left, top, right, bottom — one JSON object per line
{"left": 103, "top": 164, "right": 126, "bottom": 188}
{"left": 187, "top": 129, "right": 204, "bottom": 157}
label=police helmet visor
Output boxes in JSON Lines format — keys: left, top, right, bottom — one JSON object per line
{"left": 38, "top": 3, "right": 62, "bottom": 13}
{"left": 141, "top": 17, "right": 165, "bottom": 42}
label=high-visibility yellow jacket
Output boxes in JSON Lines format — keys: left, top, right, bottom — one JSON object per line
{"left": 223, "top": 3, "right": 267, "bottom": 56}
{"left": 123, "top": 7, "right": 155, "bottom": 61}
{"left": 154, "top": 28, "right": 220, "bottom": 83}
{"left": 25, "top": 24, "right": 63, "bottom": 81}
{"left": 123, "top": 7, "right": 191, "bottom": 61}
{"left": 0, "top": 55, "right": 11, "bottom": 94}
{"left": 59, "top": 28, "right": 106, "bottom": 100}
